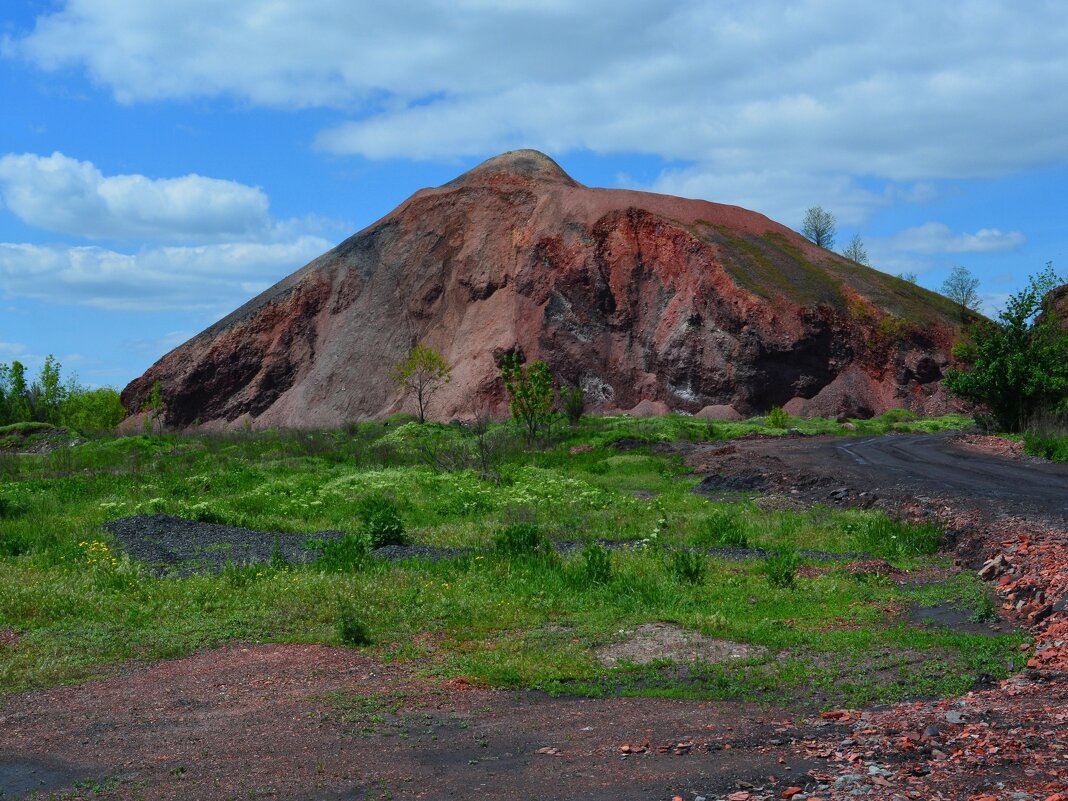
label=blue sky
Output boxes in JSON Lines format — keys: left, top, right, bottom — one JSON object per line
{"left": 1, "top": 1, "right": 1066, "bottom": 389}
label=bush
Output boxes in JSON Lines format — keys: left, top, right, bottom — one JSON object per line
{"left": 356, "top": 493, "right": 408, "bottom": 547}
{"left": 580, "top": 542, "right": 612, "bottom": 584}
{"left": 560, "top": 385, "right": 585, "bottom": 426}
{"left": 692, "top": 509, "right": 749, "bottom": 548}
{"left": 767, "top": 406, "right": 789, "bottom": 429}
{"left": 336, "top": 600, "right": 372, "bottom": 646}
{"left": 669, "top": 549, "right": 706, "bottom": 585}
{"left": 492, "top": 522, "right": 552, "bottom": 559}
{"left": 763, "top": 549, "right": 799, "bottom": 588}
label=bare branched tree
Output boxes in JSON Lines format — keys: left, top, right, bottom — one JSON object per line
{"left": 801, "top": 206, "right": 837, "bottom": 249}
{"left": 941, "top": 265, "right": 982, "bottom": 322}
{"left": 841, "top": 234, "right": 869, "bottom": 265}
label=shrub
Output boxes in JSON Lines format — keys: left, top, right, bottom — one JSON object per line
{"left": 492, "top": 522, "right": 551, "bottom": 559}
{"left": 500, "top": 353, "right": 555, "bottom": 441}
{"left": 692, "top": 509, "right": 749, "bottom": 549}
{"left": 560, "top": 385, "right": 585, "bottom": 426}
{"left": 767, "top": 406, "right": 789, "bottom": 429}
{"left": 580, "top": 542, "right": 612, "bottom": 584}
{"left": 763, "top": 549, "right": 799, "bottom": 588}
{"left": 310, "top": 534, "right": 371, "bottom": 573}
{"left": 336, "top": 600, "right": 372, "bottom": 646}
{"left": 356, "top": 493, "right": 408, "bottom": 547}
{"left": 669, "top": 549, "right": 706, "bottom": 585}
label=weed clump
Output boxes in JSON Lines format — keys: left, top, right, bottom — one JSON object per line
{"left": 356, "top": 493, "right": 408, "bottom": 547}
{"left": 492, "top": 522, "right": 552, "bottom": 559}
{"left": 846, "top": 516, "right": 942, "bottom": 559}
{"left": 763, "top": 549, "right": 799, "bottom": 588}
{"left": 310, "top": 534, "right": 371, "bottom": 573}
{"left": 669, "top": 550, "right": 706, "bottom": 585}
{"left": 336, "top": 600, "right": 372, "bottom": 646}
{"left": 692, "top": 509, "right": 749, "bottom": 549}
{"left": 580, "top": 542, "right": 612, "bottom": 584}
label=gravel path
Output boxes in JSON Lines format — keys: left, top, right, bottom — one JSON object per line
{"left": 102, "top": 514, "right": 347, "bottom": 575}
{"left": 103, "top": 514, "right": 868, "bottom": 576}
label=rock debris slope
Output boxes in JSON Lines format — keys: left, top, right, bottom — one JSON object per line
{"left": 122, "top": 150, "right": 963, "bottom": 428}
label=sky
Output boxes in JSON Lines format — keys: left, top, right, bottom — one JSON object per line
{"left": 1, "top": 0, "right": 1066, "bottom": 389}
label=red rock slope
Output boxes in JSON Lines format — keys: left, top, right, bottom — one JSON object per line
{"left": 121, "top": 150, "right": 963, "bottom": 428}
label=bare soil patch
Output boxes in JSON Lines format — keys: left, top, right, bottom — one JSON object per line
{"left": 0, "top": 644, "right": 820, "bottom": 801}
{"left": 594, "top": 623, "right": 767, "bottom": 668}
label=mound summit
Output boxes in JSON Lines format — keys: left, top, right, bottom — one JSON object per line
{"left": 123, "top": 149, "right": 962, "bottom": 428}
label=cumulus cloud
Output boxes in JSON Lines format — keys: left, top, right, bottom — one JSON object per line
{"left": 0, "top": 152, "right": 273, "bottom": 242}
{"left": 0, "top": 237, "right": 331, "bottom": 311}
{"left": 9, "top": 1, "right": 1067, "bottom": 188}
{"left": 889, "top": 222, "right": 1026, "bottom": 254}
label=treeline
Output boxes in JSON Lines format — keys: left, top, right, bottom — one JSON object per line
{"left": 0, "top": 355, "right": 126, "bottom": 432}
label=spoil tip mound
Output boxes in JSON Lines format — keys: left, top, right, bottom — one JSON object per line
{"left": 442, "top": 148, "right": 582, "bottom": 189}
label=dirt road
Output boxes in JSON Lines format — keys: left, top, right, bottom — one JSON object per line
{"left": 695, "top": 431, "right": 1068, "bottom": 523}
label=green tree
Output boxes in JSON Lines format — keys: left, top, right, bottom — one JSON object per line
{"left": 801, "top": 206, "right": 837, "bottom": 249}
{"left": 942, "top": 265, "right": 981, "bottom": 323}
{"left": 500, "top": 353, "right": 554, "bottom": 441}
{"left": 61, "top": 387, "right": 126, "bottom": 432}
{"left": 944, "top": 264, "right": 1067, "bottom": 432}
{"left": 389, "top": 345, "right": 452, "bottom": 423}
{"left": 33, "top": 355, "right": 66, "bottom": 424}
{"left": 142, "top": 379, "right": 166, "bottom": 433}
{"left": 6, "top": 361, "right": 31, "bottom": 423}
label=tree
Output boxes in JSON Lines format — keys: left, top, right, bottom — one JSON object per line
{"left": 142, "top": 380, "right": 166, "bottom": 433}
{"left": 389, "top": 345, "right": 452, "bottom": 423}
{"left": 500, "top": 352, "right": 554, "bottom": 441}
{"left": 942, "top": 265, "right": 981, "bottom": 322}
{"left": 33, "top": 355, "right": 66, "bottom": 425}
{"left": 801, "top": 206, "right": 837, "bottom": 249}
{"left": 61, "top": 388, "right": 126, "bottom": 432}
{"left": 840, "top": 234, "right": 869, "bottom": 265}
{"left": 897, "top": 271, "right": 919, "bottom": 284}
{"left": 4, "top": 361, "right": 31, "bottom": 424}
{"left": 944, "top": 264, "right": 1067, "bottom": 432}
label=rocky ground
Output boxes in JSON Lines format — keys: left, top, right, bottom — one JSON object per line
{"left": 3, "top": 431, "right": 1068, "bottom": 800}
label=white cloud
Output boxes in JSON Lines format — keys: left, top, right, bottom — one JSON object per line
{"left": 889, "top": 222, "right": 1026, "bottom": 254}
{"left": 9, "top": 1, "right": 1065, "bottom": 187}
{"left": 0, "top": 237, "right": 331, "bottom": 311}
{"left": 0, "top": 152, "right": 273, "bottom": 242}
{"left": 0, "top": 341, "right": 28, "bottom": 357}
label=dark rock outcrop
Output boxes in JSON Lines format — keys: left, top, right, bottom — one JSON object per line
{"left": 122, "top": 150, "right": 964, "bottom": 428}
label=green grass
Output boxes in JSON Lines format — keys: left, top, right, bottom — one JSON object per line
{"left": 1024, "top": 430, "right": 1068, "bottom": 462}
{"left": 0, "top": 411, "right": 1020, "bottom": 710}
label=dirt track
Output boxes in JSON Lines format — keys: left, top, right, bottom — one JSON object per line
{"left": 693, "top": 431, "right": 1068, "bottom": 524}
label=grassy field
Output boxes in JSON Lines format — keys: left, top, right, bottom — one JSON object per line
{"left": 0, "top": 411, "right": 1024, "bottom": 709}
